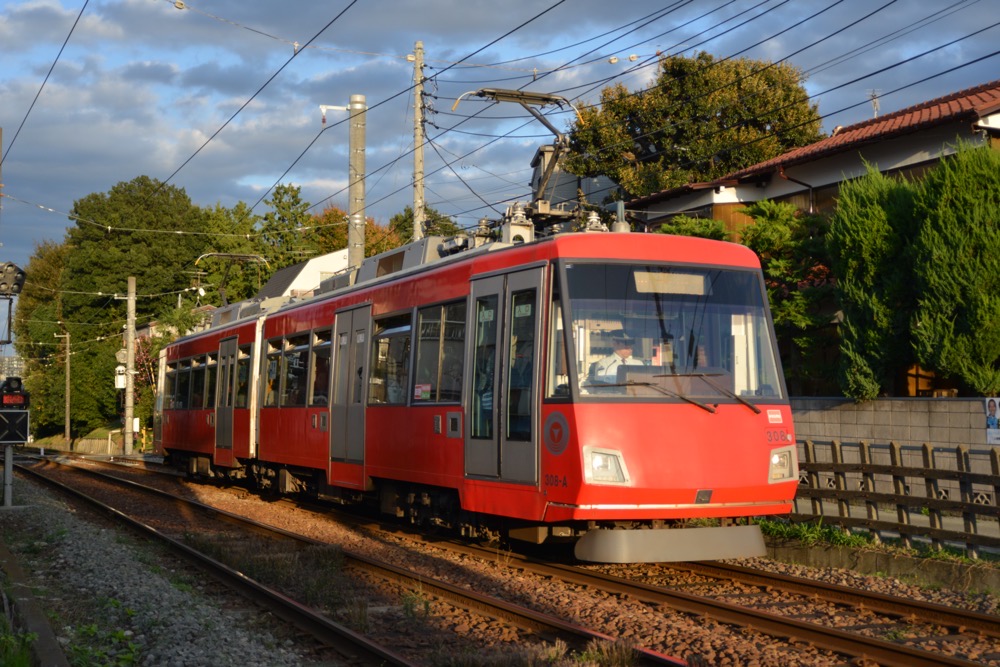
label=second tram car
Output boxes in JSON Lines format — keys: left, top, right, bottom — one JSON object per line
{"left": 156, "top": 208, "right": 798, "bottom": 562}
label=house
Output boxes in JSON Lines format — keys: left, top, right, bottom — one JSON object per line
{"left": 256, "top": 248, "right": 350, "bottom": 299}
{"left": 626, "top": 79, "right": 1000, "bottom": 236}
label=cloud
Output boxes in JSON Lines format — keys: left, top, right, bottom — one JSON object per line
{"left": 0, "top": 0, "right": 997, "bottom": 271}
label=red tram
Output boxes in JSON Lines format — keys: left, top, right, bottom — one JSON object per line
{"left": 155, "top": 207, "right": 799, "bottom": 562}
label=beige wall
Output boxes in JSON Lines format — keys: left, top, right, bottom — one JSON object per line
{"left": 791, "top": 397, "right": 988, "bottom": 448}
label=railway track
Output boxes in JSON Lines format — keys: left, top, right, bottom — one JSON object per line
{"left": 15, "top": 457, "right": 685, "bottom": 667}
{"left": 14, "top": 458, "right": 416, "bottom": 667}
{"left": 35, "top": 454, "right": 1000, "bottom": 666}
{"left": 664, "top": 560, "right": 1000, "bottom": 639}
{"left": 382, "top": 534, "right": 997, "bottom": 667}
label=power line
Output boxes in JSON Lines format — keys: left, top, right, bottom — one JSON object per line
{"left": 0, "top": 0, "right": 90, "bottom": 167}
{"left": 156, "top": 0, "right": 360, "bottom": 190}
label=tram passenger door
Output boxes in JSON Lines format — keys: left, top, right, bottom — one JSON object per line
{"left": 331, "top": 305, "right": 371, "bottom": 470}
{"left": 215, "top": 337, "right": 237, "bottom": 466}
{"left": 466, "top": 268, "right": 543, "bottom": 484}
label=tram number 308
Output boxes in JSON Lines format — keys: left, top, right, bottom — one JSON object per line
{"left": 545, "top": 474, "right": 568, "bottom": 488}
{"left": 766, "top": 429, "right": 791, "bottom": 443}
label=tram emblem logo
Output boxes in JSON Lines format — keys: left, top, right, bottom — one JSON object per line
{"left": 543, "top": 412, "right": 570, "bottom": 456}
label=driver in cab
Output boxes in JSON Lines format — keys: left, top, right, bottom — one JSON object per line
{"left": 589, "top": 331, "right": 645, "bottom": 383}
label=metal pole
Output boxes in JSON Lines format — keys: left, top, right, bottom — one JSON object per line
{"left": 347, "top": 94, "right": 366, "bottom": 269}
{"left": 412, "top": 41, "right": 425, "bottom": 241}
{"left": 55, "top": 331, "right": 70, "bottom": 443}
{"left": 3, "top": 444, "right": 12, "bottom": 507}
{"left": 125, "top": 276, "right": 135, "bottom": 455}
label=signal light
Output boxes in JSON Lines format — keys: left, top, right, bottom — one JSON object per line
{"left": 0, "top": 263, "right": 26, "bottom": 295}
{"left": 1, "top": 376, "right": 29, "bottom": 409}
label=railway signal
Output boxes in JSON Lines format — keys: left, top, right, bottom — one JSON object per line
{"left": 0, "top": 376, "right": 30, "bottom": 443}
{"left": 1, "top": 375, "right": 29, "bottom": 508}
{"left": 0, "top": 262, "right": 25, "bottom": 344}
{"left": 0, "top": 262, "right": 25, "bottom": 295}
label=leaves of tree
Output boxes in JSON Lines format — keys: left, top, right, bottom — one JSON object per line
{"left": 565, "top": 51, "right": 823, "bottom": 198}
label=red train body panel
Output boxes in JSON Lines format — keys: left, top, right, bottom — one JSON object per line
{"left": 155, "top": 222, "right": 799, "bottom": 562}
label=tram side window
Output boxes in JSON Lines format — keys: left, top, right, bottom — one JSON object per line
{"left": 310, "top": 330, "right": 332, "bottom": 406}
{"left": 281, "top": 334, "right": 310, "bottom": 407}
{"left": 413, "top": 301, "right": 466, "bottom": 403}
{"left": 546, "top": 283, "right": 570, "bottom": 398}
{"left": 263, "top": 340, "right": 281, "bottom": 407}
{"left": 235, "top": 345, "right": 252, "bottom": 408}
{"left": 176, "top": 360, "right": 192, "bottom": 410}
{"left": 189, "top": 357, "right": 206, "bottom": 408}
{"left": 164, "top": 364, "right": 178, "bottom": 409}
{"left": 471, "top": 295, "right": 499, "bottom": 440}
{"left": 368, "top": 314, "right": 412, "bottom": 405}
{"left": 507, "top": 289, "right": 536, "bottom": 441}
{"left": 205, "top": 353, "right": 218, "bottom": 409}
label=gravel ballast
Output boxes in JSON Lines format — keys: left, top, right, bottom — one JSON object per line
{"left": 0, "top": 476, "right": 320, "bottom": 667}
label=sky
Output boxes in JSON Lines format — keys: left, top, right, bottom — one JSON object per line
{"left": 0, "top": 0, "right": 998, "bottom": 274}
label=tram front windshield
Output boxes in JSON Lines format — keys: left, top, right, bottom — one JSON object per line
{"left": 554, "top": 262, "right": 784, "bottom": 403}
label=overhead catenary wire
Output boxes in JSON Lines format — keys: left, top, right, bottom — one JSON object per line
{"left": 1, "top": 2, "right": 994, "bottom": 257}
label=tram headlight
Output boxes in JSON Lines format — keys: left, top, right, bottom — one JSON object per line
{"left": 583, "top": 446, "right": 630, "bottom": 485}
{"left": 768, "top": 445, "right": 798, "bottom": 483}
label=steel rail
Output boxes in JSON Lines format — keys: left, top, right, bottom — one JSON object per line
{"left": 389, "top": 533, "right": 989, "bottom": 667}
{"left": 522, "top": 559, "right": 985, "bottom": 667}
{"left": 63, "top": 456, "right": 995, "bottom": 666}
{"left": 19, "top": 459, "right": 686, "bottom": 667}
{"left": 668, "top": 560, "right": 1000, "bottom": 638}
{"left": 15, "top": 461, "right": 417, "bottom": 667}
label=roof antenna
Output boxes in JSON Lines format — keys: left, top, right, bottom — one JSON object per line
{"left": 869, "top": 90, "right": 880, "bottom": 118}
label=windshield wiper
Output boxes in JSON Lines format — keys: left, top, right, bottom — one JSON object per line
{"left": 590, "top": 380, "right": 716, "bottom": 413}
{"left": 653, "top": 372, "right": 761, "bottom": 414}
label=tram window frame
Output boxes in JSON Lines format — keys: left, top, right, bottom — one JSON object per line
{"left": 164, "top": 363, "right": 178, "bottom": 409}
{"left": 471, "top": 294, "right": 499, "bottom": 440}
{"left": 176, "top": 359, "right": 192, "bottom": 410}
{"left": 368, "top": 313, "right": 412, "bottom": 406}
{"left": 280, "top": 333, "right": 310, "bottom": 407}
{"left": 309, "top": 330, "right": 332, "bottom": 406}
{"left": 413, "top": 300, "right": 466, "bottom": 404}
{"left": 205, "top": 353, "right": 218, "bottom": 409}
{"left": 189, "top": 356, "right": 206, "bottom": 409}
{"left": 263, "top": 339, "right": 281, "bottom": 408}
{"left": 546, "top": 276, "right": 570, "bottom": 400}
{"left": 235, "top": 345, "right": 252, "bottom": 408}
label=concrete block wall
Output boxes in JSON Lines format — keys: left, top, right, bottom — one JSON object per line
{"left": 790, "top": 397, "right": 989, "bottom": 448}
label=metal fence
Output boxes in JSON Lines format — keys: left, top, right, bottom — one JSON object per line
{"left": 792, "top": 440, "right": 1000, "bottom": 559}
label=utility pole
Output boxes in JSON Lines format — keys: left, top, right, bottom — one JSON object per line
{"left": 411, "top": 41, "right": 426, "bottom": 241}
{"left": 320, "top": 94, "right": 367, "bottom": 269}
{"left": 125, "top": 276, "right": 135, "bottom": 455}
{"left": 55, "top": 331, "right": 70, "bottom": 443}
{"left": 347, "top": 94, "right": 366, "bottom": 268}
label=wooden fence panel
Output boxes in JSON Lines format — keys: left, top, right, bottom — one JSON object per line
{"left": 791, "top": 440, "right": 1000, "bottom": 559}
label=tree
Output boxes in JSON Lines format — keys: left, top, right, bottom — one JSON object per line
{"left": 565, "top": 51, "right": 823, "bottom": 198}
{"left": 911, "top": 144, "right": 1000, "bottom": 395}
{"left": 827, "top": 165, "right": 918, "bottom": 400}
{"left": 657, "top": 214, "right": 728, "bottom": 241}
{"left": 199, "top": 201, "right": 267, "bottom": 305}
{"left": 258, "top": 184, "right": 315, "bottom": 273}
{"left": 739, "top": 200, "right": 836, "bottom": 395}
{"left": 305, "top": 204, "right": 350, "bottom": 254}
{"left": 49, "top": 176, "right": 208, "bottom": 433}
{"left": 64, "top": 175, "right": 208, "bottom": 321}
{"left": 389, "top": 205, "right": 462, "bottom": 241}
{"left": 12, "top": 241, "right": 71, "bottom": 436}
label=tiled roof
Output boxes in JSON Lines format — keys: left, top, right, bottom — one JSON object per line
{"left": 256, "top": 262, "right": 303, "bottom": 299}
{"left": 629, "top": 79, "right": 1000, "bottom": 207}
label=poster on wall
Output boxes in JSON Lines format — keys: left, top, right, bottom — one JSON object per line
{"left": 986, "top": 397, "right": 1000, "bottom": 445}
